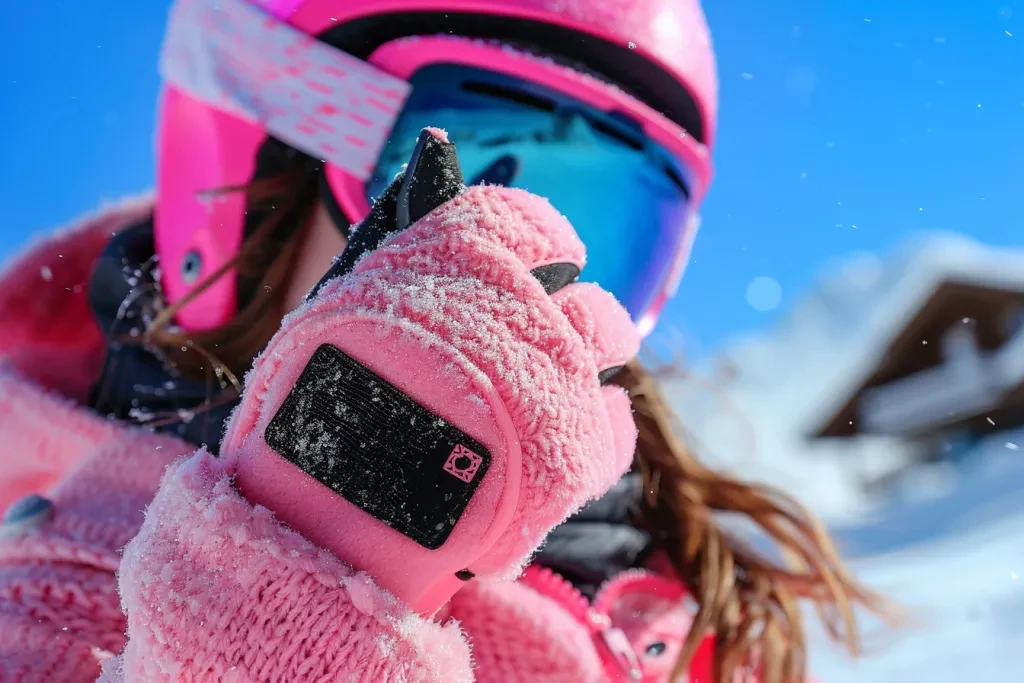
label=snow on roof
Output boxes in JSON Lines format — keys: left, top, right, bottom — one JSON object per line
{"left": 662, "top": 239, "right": 1024, "bottom": 676}
{"left": 798, "top": 233, "right": 1024, "bottom": 438}
{"left": 659, "top": 234, "right": 1024, "bottom": 522}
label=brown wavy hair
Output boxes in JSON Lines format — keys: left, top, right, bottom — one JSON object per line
{"left": 614, "top": 363, "right": 902, "bottom": 682}
{"left": 143, "top": 166, "right": 900, "bottom": 683}
{"left": 137, "top": 156, "right": 321, "bottom": 417}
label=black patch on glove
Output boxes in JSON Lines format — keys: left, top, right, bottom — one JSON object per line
{"left": 265, "top": 344, "right": 492, "bottom": 550}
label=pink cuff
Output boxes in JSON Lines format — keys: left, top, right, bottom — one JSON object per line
{"left": 447, "top": 579, "right": 605, "bottom": 683}
{"left": 0, "top": 366, "right": 124, "bottom": 512}
{"left": 109, "top": 451, "right": 473, "bottom": 683}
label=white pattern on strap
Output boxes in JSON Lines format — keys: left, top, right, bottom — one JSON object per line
{"left": 160, "top": 0, "right": 411, "bottom": 181}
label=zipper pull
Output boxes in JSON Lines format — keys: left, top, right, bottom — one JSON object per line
{"left": 598, "top": 626, "right": 643, "bottom": 681}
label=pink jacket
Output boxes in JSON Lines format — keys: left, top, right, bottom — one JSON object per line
{"left": 0, "top": 200, "right": 716, "bottom": 683}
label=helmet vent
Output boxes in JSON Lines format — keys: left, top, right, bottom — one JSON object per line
{"left": 181, "top": 250, "right": 203, "bottom": 285}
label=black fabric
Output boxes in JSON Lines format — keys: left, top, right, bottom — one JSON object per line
{"left": 87, "top": 219, "right": 241, "bottom": 451}
{"left": 87, "top": 217, "right": 159, "bottom": 337}
{"left": 597, "top": 365, "right": 625, "bottom": 385}
{"left": 266, "top": 344, "right": 492, "bottom": 549}
{"left": 530, "top": 263, "right": 581, "bottom": 296}
{"left": 395, "top": 130, "right": 466, "bottom": 231}
{"left": 536, "top": 472, "right": 653, "bottom": 598}
{"left": 318, "top": 13, "right": 705, "bottom": 144}
{"left": 307, "top": 130, "right": 465, "bottom": 301}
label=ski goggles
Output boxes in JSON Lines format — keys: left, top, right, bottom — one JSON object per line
{"left": 158, "top": 0, "right": 712, "bottom": 335}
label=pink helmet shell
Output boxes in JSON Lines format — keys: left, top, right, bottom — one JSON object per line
{"left": 266, "top": 0, "right": 718, "bottom": 146}
{"left": 156, "top": 0, "right": 717, "bottom": 332}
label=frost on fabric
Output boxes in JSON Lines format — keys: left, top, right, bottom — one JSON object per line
{"left": 422, "top": 126, "right": 449, "bottom": 143}
{"left": 265, "top": 341, "right": 492, "bottom": 549}
{"left": 116, "top": 451, "right": 473, "bottom": 681}
{"left": 245, "top": 181, "right": 638, "bottom": 581}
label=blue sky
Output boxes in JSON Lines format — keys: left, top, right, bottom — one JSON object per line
{"left": 0, "top": 1, "right": 1020, "bottom": 355}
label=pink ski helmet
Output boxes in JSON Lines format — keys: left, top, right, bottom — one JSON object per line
{"left": 155, "top": 0, "right": 717, "bottom": 335}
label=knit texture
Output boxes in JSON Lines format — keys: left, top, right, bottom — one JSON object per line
{"left": 448, "top": 579, "right": 607, "bottom": 683}
{"left": 0, "top": 425, "right": 189, "bottom": 683}
{"left": 0, "top": 367, "right": 121, "bottom": 513}
{"left": 103, "top": 451, "right": 473, "bottom": 683}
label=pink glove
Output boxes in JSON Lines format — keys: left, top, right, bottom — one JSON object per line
{"left": 226, "top": 127, "right": 641, "bottom": 614}
{"left": 109, "top": 128, "right": 640, "bottom": 681}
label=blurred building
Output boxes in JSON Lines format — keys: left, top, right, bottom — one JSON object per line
{"left": 810, "top": 277, "right": 1024, "bottom": 496}
{"left": 665, "top": 237, "right": 1024, "bottom": 681}
{"left": 665, "top": 234, "right": 1024, "bottom": 525}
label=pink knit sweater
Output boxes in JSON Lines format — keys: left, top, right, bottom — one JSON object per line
{"left": 0, "top": 200, "right": 720, "bottom": 683}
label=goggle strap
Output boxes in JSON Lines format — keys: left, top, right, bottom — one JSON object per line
{"left": 160, "top": 0, "right": 412, "bottom": 181}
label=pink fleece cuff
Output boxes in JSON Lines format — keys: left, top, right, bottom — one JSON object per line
{"left": 447, "top": 579, "right": 605, "bottom": 683}
{"left": 0, "top": 416, "right": 190, "bottom": 683}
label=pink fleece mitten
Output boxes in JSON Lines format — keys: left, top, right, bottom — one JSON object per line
{"left": 107, "top": 129, "right": 640, "bottom": 682}
{"left": 227, "top": 127, "right": 641, "bottom": 613}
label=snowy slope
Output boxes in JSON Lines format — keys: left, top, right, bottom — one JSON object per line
{"left": 660, "top": 234, "right": 1024, "bottom": 680}
{"left": 807, "top": 432, "right": 1024, "bottom": 681}
{"left": 808, "top": 511, "right": 1024, "bottom": 683}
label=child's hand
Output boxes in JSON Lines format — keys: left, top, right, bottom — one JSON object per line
{"left": 225, "top": 128, "right": 641, "bottom": 614}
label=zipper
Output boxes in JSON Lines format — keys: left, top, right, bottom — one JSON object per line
{"left": 520, "top": 565, "right": 644, "bottom": 681}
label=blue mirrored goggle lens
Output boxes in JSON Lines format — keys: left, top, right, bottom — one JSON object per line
{"left": 368, "top": 65, "right": 691, "bottom": 320}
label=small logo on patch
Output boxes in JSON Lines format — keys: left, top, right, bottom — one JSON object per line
{"left": 444, "top": 445, "right": 483, "bottom": 483}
